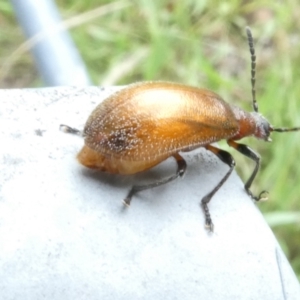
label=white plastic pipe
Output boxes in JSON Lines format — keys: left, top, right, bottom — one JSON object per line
{"left": 11, "top": 0, "right": 91, "bottom": 85}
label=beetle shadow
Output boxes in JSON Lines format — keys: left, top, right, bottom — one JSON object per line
{"left": 79, "top": 167, "right": 134, "bottom": 190}
{"left": 76, "top": 157, "right": 182, "bottom": 206}
{"left": 75, "top": 149, "right": 218, "bottom": 211}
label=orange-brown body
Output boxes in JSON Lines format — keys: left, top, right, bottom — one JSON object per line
{"left": 77, "top": 81, "right": 266, "bottom": 174}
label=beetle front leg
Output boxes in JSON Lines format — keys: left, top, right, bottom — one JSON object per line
{"left": 227, "top": 140, "right": 268, "bottom": 201}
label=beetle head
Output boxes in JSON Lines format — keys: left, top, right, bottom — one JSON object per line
{"left": 251, "top": 112, "right": 272, "bottom": 142}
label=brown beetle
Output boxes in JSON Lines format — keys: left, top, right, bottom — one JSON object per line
{"left": 61, "top": 27, "right": 300, "bottom": 231}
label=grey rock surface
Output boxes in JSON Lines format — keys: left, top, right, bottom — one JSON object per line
{"left": 0, "top": 86, "right": 299, "bottom": 299}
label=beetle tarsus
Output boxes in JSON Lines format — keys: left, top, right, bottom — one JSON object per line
{"left": 201, "top": 200, "right": 214, "bottom": 232}
{"left": 123, "top": 188, "right": 135, "bottom": 206}
{"left": 205, "top": 222, "right": 214, "bottom": 233}
{"left": 258, "top": 190, "right": 269, "bottom": 201}
{"left": 246, "top": 188, "right": 268, "bottom": 202}
{"left": 123, "top": 198, "right": 131, "bottom": 207}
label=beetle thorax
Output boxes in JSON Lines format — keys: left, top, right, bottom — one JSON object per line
{"left": 231, "top": 106, "right": 271, "bottom": 141}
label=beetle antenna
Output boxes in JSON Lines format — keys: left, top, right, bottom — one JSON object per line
{"left": 246, "top": 27, "right": 258, "bottom": 112}
{"left": 272, "top": 127, "right": 300, "bottom": 133}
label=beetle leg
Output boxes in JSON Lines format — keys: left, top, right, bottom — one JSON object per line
{"left": 227, "top": 140, "right": 268, "bottom": 201}
{"left": 60, "top": 124, "right": 83, "bottom": 136}
{"left": 123, "top": 153, "right": 187, "bottom": 206}
{"left": 203, "top": 145, "right": 236, "bottom": 232}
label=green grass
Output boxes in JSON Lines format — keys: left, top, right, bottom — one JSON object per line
{"left": 1, "top": 0, "right": 300, "bottom": 279}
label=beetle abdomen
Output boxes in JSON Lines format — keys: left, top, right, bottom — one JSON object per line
{"left": 83, "top": 82, "right": 239, "bottom": 161}
{"left": 77, "top": 145, "right": 168, "bottom": 174}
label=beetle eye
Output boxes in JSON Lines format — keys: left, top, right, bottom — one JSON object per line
{"left": 262, "top": 123, "right": 272, "bottom": 141}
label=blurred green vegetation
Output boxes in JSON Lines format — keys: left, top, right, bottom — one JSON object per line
{"left": 1, "top": 0, "right": 300, "bottom": 279}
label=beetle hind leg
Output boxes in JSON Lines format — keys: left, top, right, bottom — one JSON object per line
{"left": 60, "top": 124, "right": 83, "bottom": 136}
{"left": 123, "top": 153, "right": 187, "bottom": 206}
